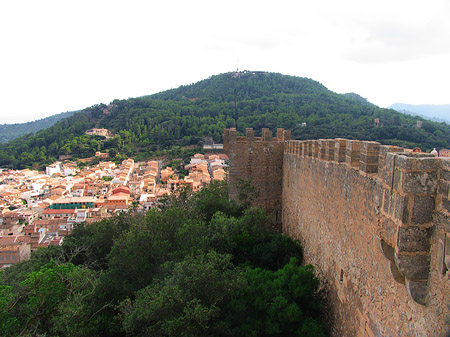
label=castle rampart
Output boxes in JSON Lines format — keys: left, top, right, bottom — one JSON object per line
{"left": 225, "top": 128, "right": 450, "bottom": 336}
{"left": 224, "top": 127, "right": 290, "bottom": 228}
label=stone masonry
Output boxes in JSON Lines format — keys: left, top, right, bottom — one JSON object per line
{"left": 224, "top": 128, "right": 450, "bottom": 337}
{"left": 224, "top": 127, "right": 290, "bottom": 229}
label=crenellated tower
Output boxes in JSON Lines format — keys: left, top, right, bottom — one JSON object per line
{"left": 224, "top": 128, "right": 290, "bottom": 228}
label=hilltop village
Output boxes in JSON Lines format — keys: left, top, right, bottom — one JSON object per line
{"left": 0, "top": 153, "right": 228, "bottom": 268}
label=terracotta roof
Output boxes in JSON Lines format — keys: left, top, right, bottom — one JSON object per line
{"left": 42, "top": 209, "right": 76, "bottom": 215}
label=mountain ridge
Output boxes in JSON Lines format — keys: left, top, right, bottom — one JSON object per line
{"left": 0, "top": 110, "right": 77, "bottom": 143}
{"left": 2, "top": 71, "right": 450, "bottom": 169}
{"left": 388, "top": 103, "right": 450, "bottom": 124}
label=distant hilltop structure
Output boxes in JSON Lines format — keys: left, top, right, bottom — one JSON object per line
{"left": 203, "top": 137, "right": 223, "bottom": 150}
{"left": 224, "top": 127, "right": 450, "bottom": 337}
{"left": 85, "top": 128, "right": 113, "bottom": 138}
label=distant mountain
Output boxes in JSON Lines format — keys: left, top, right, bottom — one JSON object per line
{"left": 2, "top": 71, "right": 450, "bottom": 169}
{"left": 388, "top": 103, "right": 450, "bottom": 124}
{"left": 0, "top": 111, "right": 77, "bottom": 143}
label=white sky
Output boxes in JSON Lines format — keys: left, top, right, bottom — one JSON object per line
{"left": 1, "top": 0, "right": 449, "bottom": 124}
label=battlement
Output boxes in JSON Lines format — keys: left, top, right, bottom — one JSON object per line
{"left": 226, "top": 128, "right": 450, "bottom": 336}
{"left": 224, "top": 127, "right": 291, "bottom": 152}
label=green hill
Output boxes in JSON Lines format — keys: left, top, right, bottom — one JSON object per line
{"left": 0, "top": 111, "right": 76, "bottom": 143}
{"left": 1, "top": 71, "right": 450, "bottom": 169}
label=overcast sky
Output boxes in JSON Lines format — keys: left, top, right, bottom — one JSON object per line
{"left": 1, "top": 0, "right": 449, "bottom": 124}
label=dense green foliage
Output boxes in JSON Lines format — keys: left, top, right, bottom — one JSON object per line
{"left": 0, "top": 110, "right": 75, "bottom": 143}
{"left": 2, "top": 71, "right": 449, "bottom": 169}
{"left": 0, "top": 182, "right": 327, "bottom": 336}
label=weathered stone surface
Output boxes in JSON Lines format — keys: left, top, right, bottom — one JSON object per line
{"left": 396, "top": 155, "right": 415, "bottom": 171}
{"left": 380, "top": 216, "right": 397, "bottom": 246}
{"left": 345, "top": 140, "right": 361, "bottom": 168}
{"left": 441, "top": 169, "right": 450, "bottom": 182}
{"left": 394, "top": 194, "right": 409, "bottom": 223}
{"left": 334, "top": 139, "right": 347, "bottom": 162}
{"left": 225, "top": 128, "right": 286, "bottom": 227}
{"left": 439, "top": 181, "right": 450, "bottom": 197}
{"left": 228, "top": 128, "right": 450, "bottom": 337}
{"left": 393, "top": 169, "right": 402, "bottom": 191}
{"left": 443, "top": 199, "right": 450, "bottom": 213}
{"left": 406, "top": 279, "right": 428, "bottom": 305}
{"left": 416, "top": 157, "right": 440, "bottom": 171}
{"left": 401, "top": 171, "right": 438, "bottom": 194}
{"left": 390, "top": 260, "right": 405, "bottom": 284}
{"left": 383, "top": 189, "right": 391, "bottom": 214}
{"left": 395, "top": 253, "right": 430, "bottom": 280}
{"left": 445, "top": 315, "right": 450, "bottom": 325}
{"left": 380, "top": 239, "right": 395, "bottom": 260}
{"left": 411, "top": 196, "right": 435, "bottom": 224}
{"left": 397, "top": 226, "right": 432, "bottom": 252}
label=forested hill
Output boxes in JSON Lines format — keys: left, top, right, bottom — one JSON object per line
{"left": 2, "top": 71, "right": 450, "bottom": 169}
{"left": 0, "top": 110, "right": 76, "bottom": 143}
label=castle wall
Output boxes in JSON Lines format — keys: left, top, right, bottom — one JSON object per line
{"left": 282, "top": 139, "right": 450, "bottom": 336}
{"left": 224, "top": 128, "right": 290, "bottom": 228}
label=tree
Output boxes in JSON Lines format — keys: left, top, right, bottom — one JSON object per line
{"left": 120, "top": 251, "right": 244, "bottom": 337}
{"left": 225, "top": 259, "right": 326, "bottom": 337}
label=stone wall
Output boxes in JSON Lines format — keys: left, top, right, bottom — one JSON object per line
{"left": 282, "top": 139, "right": 450, "bottom": 336}
{"left": 224, "top": 128, "right": 290, "bottom": 228}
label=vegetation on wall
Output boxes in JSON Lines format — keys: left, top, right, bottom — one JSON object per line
{"left": 0, "top": 182, "right": 327, "bottom": 336}
{"left": 1, "top": 71, "right": 450, "bottom": 169}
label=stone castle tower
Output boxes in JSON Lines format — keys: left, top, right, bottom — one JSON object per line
{"left": 224, "top": 128, "right": 450, "bottom": 336}
{"left": 224, "top": 127, "right": 290, "bottom": 229}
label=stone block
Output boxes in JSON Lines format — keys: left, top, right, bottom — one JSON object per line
{"left": 411, "top": 196, "right": 435, "bottom": 224}
{"left": 380, "top": 239, "right": 395, "bottom": 261}
{"left": 263, "top": 128, "right": 273, "bottom": 141}
{"left": 394, "top": 253, "right": 430, "bottom": 280}
{"left": 397, "top": 226, "right": 432, "bottom": 252}
{"left": 326, "top": 140, "right": 335, "bottom": 160}
{"left": 433, "top": 212, "right": 450, "bottom": 232}
{"left": 437, "top": 235, "right": 447, "bottom": 275}
{"left": 306, "top": 141, "right": 312, "bottom": 157}
{"left": 345, "top": 140, "right": 361, "bottom": 168}
{"left": 383, "top": 189, "right": 391, "bottom": 214}
{"left": 286, "top": 141, "right": 291, "bottom": 154}
{"left": 441, "top": 157, "right": 450, "bottom": 170}
{"left": 393, "top": 194, "right": 409, "bottom": 224}
{"left": 246, "top": 128, "right": 255, "bottom": 140}
{"left": 382, "top": 154, "right": 403, "bottom": 188}
{"left": 443, "top": 199, "right": 450, "bottom": 213}
{"left": 406, "top": 279, "right": 428, "bottom": 305}
{"left": 361, "top": 142, "right": 380, "bottom": 170}
{"left": 401, "top": 171, "right": 438, "bottom": 194}
{"left": 300, "top": 141, "right": 306, "bottom": 157}
{"left": 396, "top": 155, "right": 415, "bottom": 171}
{"left": 360, "top": 162, "right": 379, "bottom": 174}
{"left": 319, "top": 139, "right": 327, "bottom": 159}
{"left": 312, "top": 141, "right": 319, "bottom": 158}
{"left": 276, "top": 128, "right": 284, "bottom": 141}
{"left": 334, "top": 139, "right": 347, "bottom": 162}
{"left": 439, "top": 181, "right": 450, "bottom": 197}
{"left": 416, "top": 157, "right": 440, "bottom": 171}
{"left": 384, "top": 153, "right": 396, "bottom": 173}
{"left": 441, "top": 170, "right": 450, "bottom": 183}
{"left": 380, "top": 216, "right": 397, "bottom": 245}
{"left": 284, "top": 130, "right": 291, "bottom": 141}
